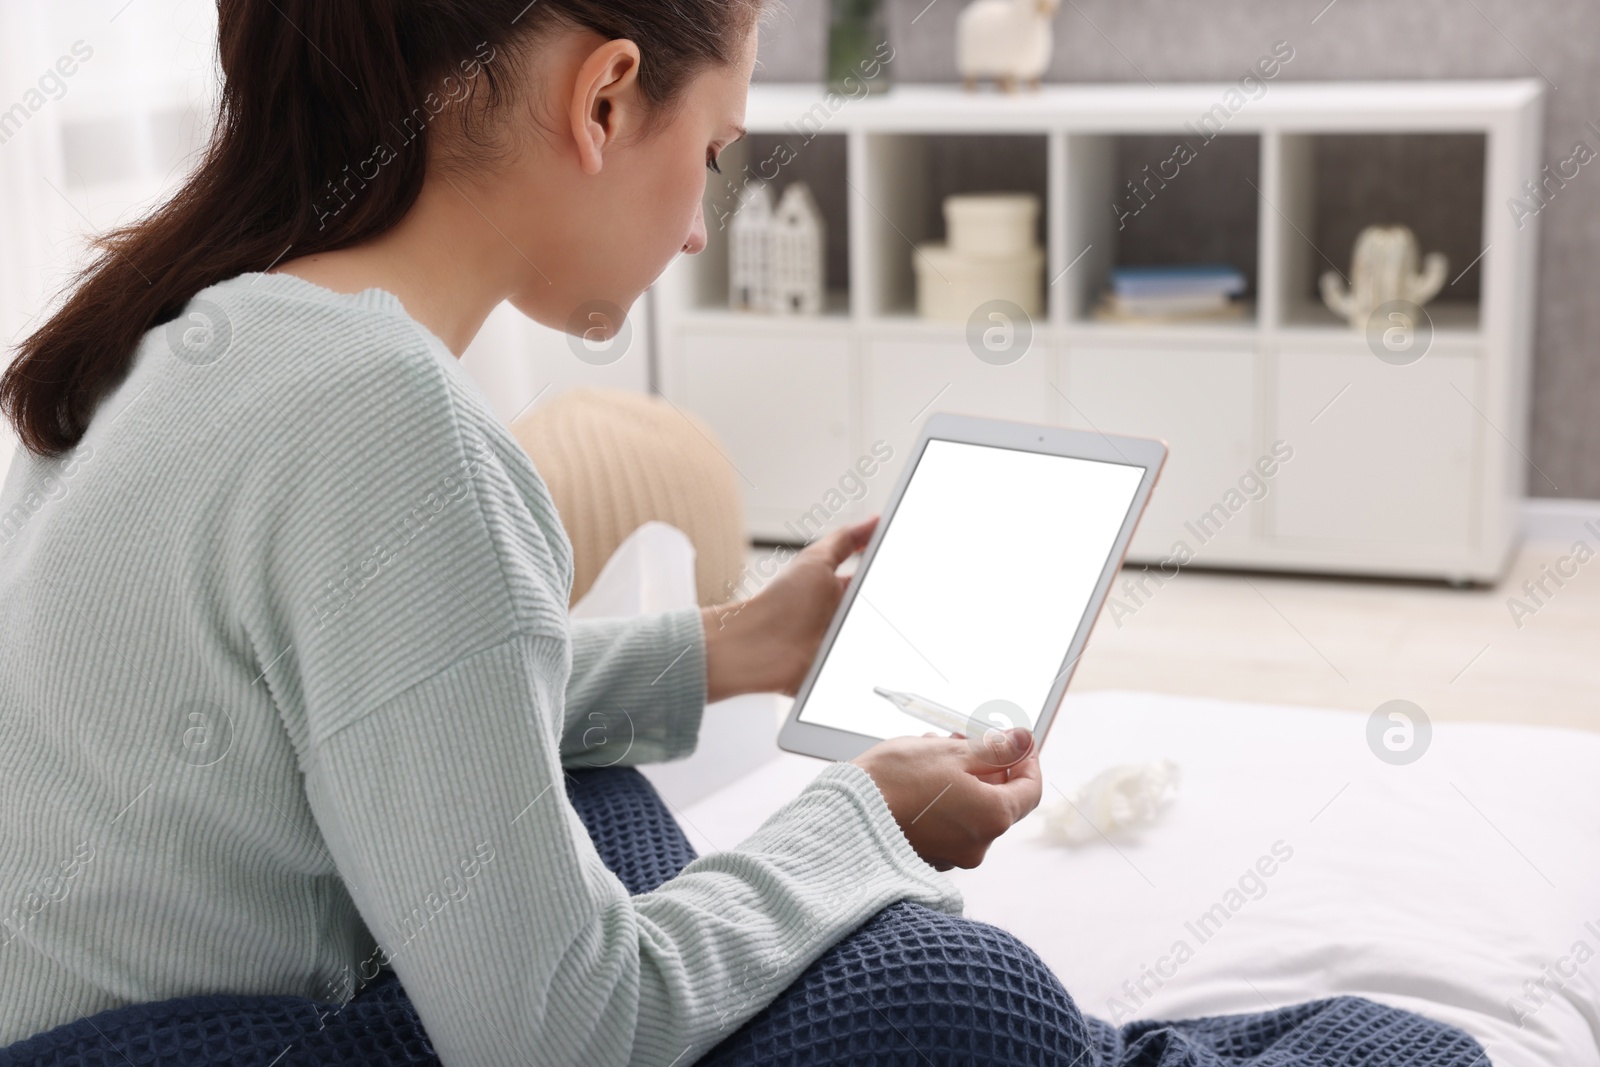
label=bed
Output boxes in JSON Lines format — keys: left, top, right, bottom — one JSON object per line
{"left": 586, "top": 522, "right": 1599, "bottom": 1065}
{"left": 675, "top": 689, "right": 1600, "bottom": 1067}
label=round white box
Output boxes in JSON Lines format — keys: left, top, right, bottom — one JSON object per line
{"left": 913, "top": 243, "right": 1044, "bottom": 322}
{"left": 944, "top": 193, "right": 1041, "bottom": 257}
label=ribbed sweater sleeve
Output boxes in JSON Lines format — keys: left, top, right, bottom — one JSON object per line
{"left": 306, "top": 636, "right": 964, "bottom": 1067}
{"left": 221, "top": 277, "right": 965, "bottom": 1066}
{"left": 561, "top": 611, "right": 708, "bottom": 768}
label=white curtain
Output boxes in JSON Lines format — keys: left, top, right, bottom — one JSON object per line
{"left": 0, "top": 4, "right": 68, "bottom": 372}
{"left": 0, "top": 0, "right": 219, "bottom": 479}
{"left": 0, "top": 0, "right": 649, "bottom": 476}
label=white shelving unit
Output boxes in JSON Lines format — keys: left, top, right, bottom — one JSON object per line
{"left": 654, "top": 81, "right": 1544, "bottom": 584}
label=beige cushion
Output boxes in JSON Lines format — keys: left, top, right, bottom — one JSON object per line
{"left": 510, "top": 388, "right": 746, "bottom": 608}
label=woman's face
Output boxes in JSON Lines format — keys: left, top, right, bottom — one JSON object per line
{"left": 499, "top": 21, "right": 760, "bottom": 337}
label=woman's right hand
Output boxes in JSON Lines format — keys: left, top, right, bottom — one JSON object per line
{"left": 849, "top": 728, "right": 1042, "bottom": 872}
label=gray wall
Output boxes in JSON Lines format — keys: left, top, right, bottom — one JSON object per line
{"left": 754, "top": 0, "right": 1598, "bottom": 500}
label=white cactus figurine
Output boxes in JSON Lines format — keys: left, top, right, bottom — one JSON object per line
{"left": 957, "top": 0, "right": 1062, "bottom": 93}
{"left": 1320, "top": 224, "right": 1448, "bottom": 328}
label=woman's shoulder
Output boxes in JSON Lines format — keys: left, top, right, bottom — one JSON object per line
{"left": 158, "top": 271, "right": 500, "bottom": 487}
{"left": 154, "top": 268, "right": 571, "bottom": 583}
{"left": 182, "top": 271, "right": 449, "bottom": 400}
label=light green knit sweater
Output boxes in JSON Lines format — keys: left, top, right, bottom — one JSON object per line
{"left": 0, "top": 272, "right": 964, "bottom": 1064}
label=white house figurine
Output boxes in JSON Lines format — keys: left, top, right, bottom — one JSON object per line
{"left": 957, "top": 0, "right": 1062, "bottom": 93}
{"left": 728, "top": 181, "right": 774, "bottom": 312}
{"left": 730, "top": 180, "right": 826, "bottom": 315}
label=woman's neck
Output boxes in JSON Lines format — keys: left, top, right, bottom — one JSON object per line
{"left": 270, "top": 173, "right": 527, "bottom": 357}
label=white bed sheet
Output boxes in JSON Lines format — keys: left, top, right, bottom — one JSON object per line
{"left": 677, "top": 690, "right": 1600, "bottom": 1066}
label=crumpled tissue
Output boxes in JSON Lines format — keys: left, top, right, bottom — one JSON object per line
{"left": 1041, "top": 759, "right": 1181, "bottom": 846}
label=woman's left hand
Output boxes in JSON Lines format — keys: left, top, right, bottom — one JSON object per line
{"left": 701, "top": 516, "right": 879, "bottom": 702}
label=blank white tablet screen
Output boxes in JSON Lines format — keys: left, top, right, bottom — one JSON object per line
{"left": 796, "top": 438, "right": 1147, "bottom": 741}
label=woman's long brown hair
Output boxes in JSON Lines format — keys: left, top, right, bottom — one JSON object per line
{"left": 2, "top": 0, "right": 758, "bottom": 459}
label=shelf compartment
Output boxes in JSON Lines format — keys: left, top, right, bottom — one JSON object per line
{"left": 860, "top": 132, "right": 1049, "bottom": 319}
{"left": 693, "top": 131, "right": 851, "bottom": 316}
{"left": 1064, "top": 132, "right": 1262, "bottom": 327}
{"left": 1270, "top": 132, "right": 1486, "bottom": 333}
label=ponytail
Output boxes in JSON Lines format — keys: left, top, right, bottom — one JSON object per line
{"left": 2, "top": 0, "right": 762, "bottom": 458}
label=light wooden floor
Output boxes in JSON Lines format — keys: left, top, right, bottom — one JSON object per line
{"left": 747, "top": 539, "right": 1600, "bottom": 734}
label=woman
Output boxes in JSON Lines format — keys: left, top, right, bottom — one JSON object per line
{"left": 0, "top": 3, "right": 1490, "bottom": 1066}
{"left": 0, "top": 1, "right": 1051, "bottom": 1063}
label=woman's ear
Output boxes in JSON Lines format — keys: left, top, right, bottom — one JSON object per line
{"left": 569, "top": 38, "right": 643, "bottom": 176}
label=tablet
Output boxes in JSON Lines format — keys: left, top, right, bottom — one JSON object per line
{"left": 778, "top": 412, "right": 1166, "bottom": 763}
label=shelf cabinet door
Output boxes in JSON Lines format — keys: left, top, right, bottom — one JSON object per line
{"left": 1269, "top": 346, "right": 1480, "bottom": 549}
{"left": 672, "top": 329, "right": 856, "bottom": 540}
{"left": 1060, "top": 344, "right": 1259, "bottom": 562}
{"left": 860, "top": 335, "right": 1056, "bottom": 513}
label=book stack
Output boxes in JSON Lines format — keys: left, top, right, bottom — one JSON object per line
{"left": 1093, "top": 265, "right": 1248, "bottom": 324}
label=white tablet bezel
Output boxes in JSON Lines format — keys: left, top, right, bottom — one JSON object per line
{"left": 777, "top": 412, "right": 1167, "bottom": 764}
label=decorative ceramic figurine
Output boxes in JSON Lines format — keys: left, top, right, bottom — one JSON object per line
{"left": 728, "top": 182, "right": 774, "bottom": 312}
{"left": 729, "top": 180, "right": 826, "bottom": 315}
{"left": 769, "top": 183, "right": 826, "bottom": 315}
{"left": 957, "top": 0, "right": 1062, "bottom": 93}
{"left": 1320, "top": 224, "right": 1448, "bottom": 328}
